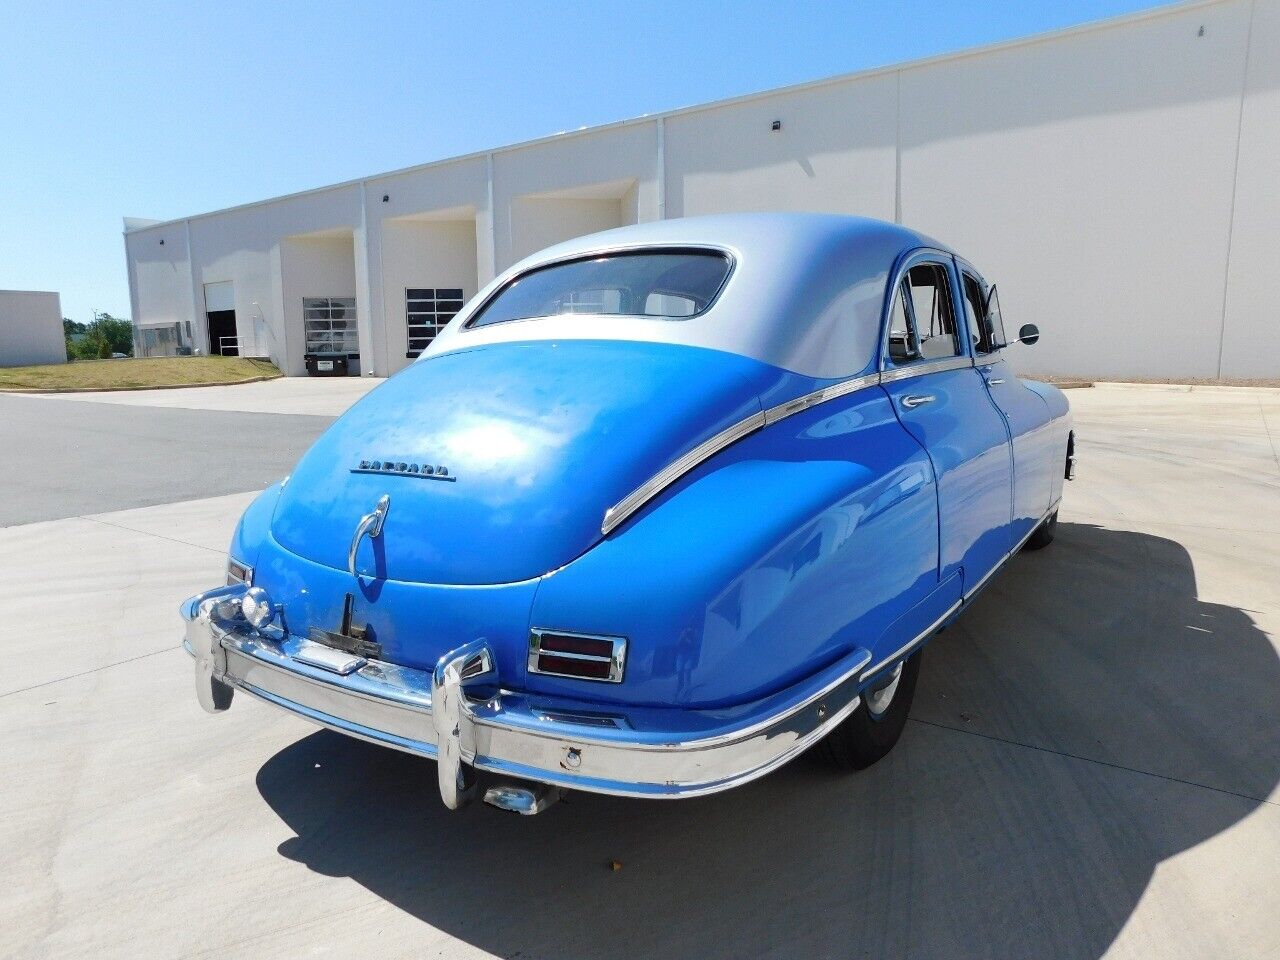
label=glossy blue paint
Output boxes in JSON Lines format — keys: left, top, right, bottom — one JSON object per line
{"left": 251, "top": 530, "right": 541, "bottom": 680}
{"left": 981, "top": 363, "right": 1056, "bottom": 544}
{"left": 270, "top": 339, "right": 784, "bottom": 585}
{"left": 228, "top": 481, "right": 283, "bottom": 573}
{"left": 882, "top": 367, "right": 1012, "bottom": 596}
{"left": 529, "top": 384, "right": 939, "bottom": 708}
{"left": 215, "top": 213, "right": 1073, "bottom": 730}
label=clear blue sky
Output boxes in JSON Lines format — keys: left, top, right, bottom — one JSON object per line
{"left": 0, "top": 0, "right": 1178, "bottom": 325}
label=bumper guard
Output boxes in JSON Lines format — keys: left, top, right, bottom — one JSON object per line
{"left": 182, "top": 584, "right": 873, "bottom": 809}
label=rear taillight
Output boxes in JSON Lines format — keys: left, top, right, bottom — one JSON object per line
{"left": 226, "top": 558, "right": 252, "bottom": 586}
{"left": 527, "top": 629, "right": 626, "bottom": 683}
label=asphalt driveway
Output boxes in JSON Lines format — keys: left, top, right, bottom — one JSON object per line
{"left": 0, "top": 394, "right": 333, "bottom": 525}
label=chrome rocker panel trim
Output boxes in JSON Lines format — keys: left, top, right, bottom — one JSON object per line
{"left": 183, "top": 585, "right": 875, "bottom": 804}
{"left": 962, "top": 499, "right": 1061, "bottom": 602}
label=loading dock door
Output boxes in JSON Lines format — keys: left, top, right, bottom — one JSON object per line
{"left": 303, "top": 297, "right": 359, "bottom": 375}
{"left": 206, "top": 311, "right": 238, "bottom": 356}
{"left": 203, "top": 281, "right": 238, "bottom": 356}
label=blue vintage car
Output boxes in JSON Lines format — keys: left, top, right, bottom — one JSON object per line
{"left": 183, "top": 213, "right": 1073, "bottom": 815}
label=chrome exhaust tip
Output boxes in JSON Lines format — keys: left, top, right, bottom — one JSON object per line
{"left": 483, "top": 782, "right": 564, "bottom": 815}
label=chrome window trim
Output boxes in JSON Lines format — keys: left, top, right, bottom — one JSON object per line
{"left": 878, "top": 247, "right": 971, "bottom": 373}
{"left": 601, "top": 371, "right": 882, "bottom": 536}
{"left": 527, "top": 628, "right": 627, "bottom": 683}
{"left": 463, "top": 244, "right": 738, "bottom": 330}
{"left": 954, "top": 259, "right": 1000, "bottom": 362}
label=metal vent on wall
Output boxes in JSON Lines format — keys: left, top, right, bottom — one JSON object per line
{"left": 527, "top": 630, "right": 627, "bottom": 683}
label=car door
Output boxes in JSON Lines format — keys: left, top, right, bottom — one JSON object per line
{"left": 879, "top": 253, "right": 1014, "bottom": 597}
{"left": 956, "top": 264, "right": 1055, "bottom": 548}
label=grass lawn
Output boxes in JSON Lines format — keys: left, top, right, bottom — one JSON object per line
{"left": 0, "top": 356, "right": 281, "bottom": 391}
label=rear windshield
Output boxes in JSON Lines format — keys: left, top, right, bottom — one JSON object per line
{"left": 467, "top": 249, "right": 732, "bottom": 328}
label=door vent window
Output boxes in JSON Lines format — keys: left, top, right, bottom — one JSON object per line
{"left": 407, "top": 288, "right": 464, "bottom": 358}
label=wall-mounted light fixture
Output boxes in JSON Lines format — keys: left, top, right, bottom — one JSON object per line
{"left": 771, "top": 120, "right": 782, "bottom": 132}
{"left": 382, "top": 194, "right": 390, "bottom": 202}
{"left": 159, "top": 238, "right": 165, "bottom": 245}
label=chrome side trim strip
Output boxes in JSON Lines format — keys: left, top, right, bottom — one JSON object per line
{"left": 601, "top": 372, "right": 882, "bottom": 536}
{"left": 879, "top": 354, "right": 972, "bottom": 384}
{"left": 600, "top": 352, "right": 1005, "bottom": 536}
{"left": 962, "top": 499, "right": 1061, "bottom": 601}
{"left": 858, "top": 499, "right": 1062, "bottom": 679}
{"left": 761, "top": 372, "right": 881, "bottom": 425}
{"left": 601, "top": 410, "right": 766, "bottom": 535}
{"left": 859, "top": 600, "right": 962, "bottom": 681}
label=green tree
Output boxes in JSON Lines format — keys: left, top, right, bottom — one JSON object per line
{"left": 68, "top": 314, "right": 134, "bottom": 360}
{"left": 90, "top": 314, "right": 134, "bottom": 356}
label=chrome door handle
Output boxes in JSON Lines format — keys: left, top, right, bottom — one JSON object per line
{"left": 986, "top": 378, "right": 1005, "bottom": 385}
{"left": 901, "top": 394, "right": 936, "bottom": 409}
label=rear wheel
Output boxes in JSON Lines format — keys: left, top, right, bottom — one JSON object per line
{"left": 1024, "top": 509, "right": 1058, "bottom": 551}
{"left": 819, "top": 649, "right": 922, "bottom": 770}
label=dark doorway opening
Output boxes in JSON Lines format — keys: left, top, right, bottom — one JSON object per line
{"left": 207, "top": 310, "right": 238, "bottom": 356}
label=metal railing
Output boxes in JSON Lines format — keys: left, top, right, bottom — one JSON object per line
{"left": 216, "top": 335, "right": 270, "bottom": 359}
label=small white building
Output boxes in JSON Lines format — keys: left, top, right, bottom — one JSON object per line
{"left": 0, "top": 290, "right": 65, "bottom": 368}
{"left": 124, "top": 0, "right": 1280, "bottom": 381}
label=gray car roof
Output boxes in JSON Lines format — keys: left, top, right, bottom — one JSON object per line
{"left": 424, "top": 213, "right": 953, "bottom": 379}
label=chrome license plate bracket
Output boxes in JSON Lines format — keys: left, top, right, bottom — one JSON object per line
{"left": 293, "top": 639, "right": 367, "bottom": 675}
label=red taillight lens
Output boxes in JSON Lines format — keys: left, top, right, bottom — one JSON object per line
{"left": 527, "top": 630, "right": 626, "bottom": 683}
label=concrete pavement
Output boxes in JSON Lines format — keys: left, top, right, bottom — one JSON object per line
{"left": 2, "top": 383, "right": 1278, "bottom": 959}
{"left": 17, "top": 374, "right": 380, "bottom": 416}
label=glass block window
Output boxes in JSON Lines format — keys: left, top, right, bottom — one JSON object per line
{"left": 303, "top": 298, "right": 358, "bottom": 355}
{"left": 407, "top": 288, "right": 464, "bottom": 358}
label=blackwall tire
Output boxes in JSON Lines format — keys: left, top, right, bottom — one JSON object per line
{"left": 1024, "top": 509, "right": 1059, "bottom": 551}
{"left": 819, "top": 648, "right": 922, "bottom": 771}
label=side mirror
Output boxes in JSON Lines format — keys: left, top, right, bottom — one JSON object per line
{"left": 1017, "top": 323, "right": 1040, "bottom": 346}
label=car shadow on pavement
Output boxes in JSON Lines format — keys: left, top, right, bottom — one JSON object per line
{"left": 256, "top": 522, "right": 1279, "bottom": 959}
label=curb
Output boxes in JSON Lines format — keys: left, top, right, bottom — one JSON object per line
{"left": 1092, "top": 381, "right": 1280, "bottom": 396}
{"left": 0, "top": 372, "right": 283, "bottom": 394}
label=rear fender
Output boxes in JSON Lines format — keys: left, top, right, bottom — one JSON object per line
{"left": 528, "top": 387, "right": 940, "bottom": 709}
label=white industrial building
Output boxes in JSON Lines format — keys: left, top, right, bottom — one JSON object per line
{"left": 0, "top": 290, "right": 65, "bottom": 368}
{"left": 124, "top": 0, "right": 1279, "bottom": 381}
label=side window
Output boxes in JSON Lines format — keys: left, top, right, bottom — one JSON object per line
{"left": 961, "top": 273, "right": 990, "bottom": 353}
{"left": 887, "top": 283, "right": 916, "bottom": 362}
{"left": 888, "top": 262, "right": 962, "bottom": 366}
{"left": 985, "top": 286, "right": 1008, "bottom": 349}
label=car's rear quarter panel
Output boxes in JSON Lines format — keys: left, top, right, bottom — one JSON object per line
{"left": 528, "top": 385, "right": 940, "bottom": 709}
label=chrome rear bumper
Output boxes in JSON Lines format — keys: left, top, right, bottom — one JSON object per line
{"left": 183, "top": 585, "right": 872, "bottom": 809}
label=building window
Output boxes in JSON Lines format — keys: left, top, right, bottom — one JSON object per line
{"left": 406, "top": 288, "right": 464, "bottom": 358}
{"left": 303, "top": 297, "right": 358, "bottom": 355}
